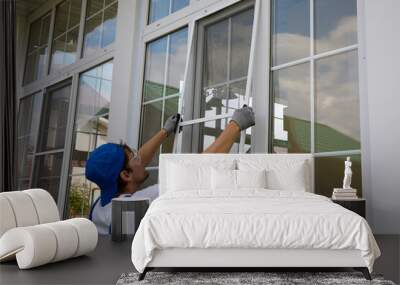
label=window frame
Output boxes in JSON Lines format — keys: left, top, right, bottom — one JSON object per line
{"left": 18, "top": 0, "right": 118, "bottom": 218}
{"left": 268, "top": 0, "right": 363, "bottom": 195}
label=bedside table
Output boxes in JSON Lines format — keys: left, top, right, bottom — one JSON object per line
{"left": 331, "top": 198, "right": 366, "bottom": 218}
{"left": 111, "top": 197, "right": 150, "bottom": 242}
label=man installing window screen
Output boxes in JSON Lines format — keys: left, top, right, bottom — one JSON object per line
{"left": 86, "top": 105, "right": 255, "bottom": 234}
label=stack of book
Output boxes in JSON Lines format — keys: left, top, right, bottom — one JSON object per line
{"left": 332, "top": 188, "right": 358, "bottom": 199}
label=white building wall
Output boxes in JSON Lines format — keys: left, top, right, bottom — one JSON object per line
{"left": 361, "top": 0, "right": 400, "bottom": 234}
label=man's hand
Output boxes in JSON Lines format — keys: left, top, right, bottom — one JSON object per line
{"left": 162, "top": 113, "right": 181, "bottom": 136}
{"left": 230, "top": 105, "right": 255, "bottom": 131}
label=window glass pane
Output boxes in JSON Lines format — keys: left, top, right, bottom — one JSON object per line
{"left": 272, "top": 63, "right": 310, "bottom": 153}
{"left": 54, "top": 1, "right": 69, "bottom": 38}
{"left": 315, "top": 154, "right": 362, "bottom": 198}
{"left": 315, "top": 0, "right": 357, "bottom": 54}
{"left": 166, "top": 28, "right": 188, "bottom": 96}
{"left": 143, "top": 37, "right": 168, "bottom": 101}
{"left": 172, "top": 0, "right": 189, "bottom": 13}
{"left": 83, "top": 0, "right": 118, "bottom": 57}
{"left": 140, "top": 101, "right": 162, "bottom": 166}
{"left": 271, "top": 0, "right": 310, "bottom": 66}
{"left": 83, "top": 13, "right": 102, "bottom": 57}
{"left": 102, "top": 2, "right": 118, "bottom": 48}
{"left": 315, "top": 50, "right": 360, "bottom": 152}
{"left": 230, "top": 8, "right": 254, "bottom": 80}
{"left": 68, "top": 175, "right": 93, "bottom": 218}
{"left": 69, "top": 0, "right": 82, "bottom": 28}
{"left": 68, "top": 61, "right": 113, "bottom": 217}
{"left": 34, "top": 152, "right": 64, "bottom": 202}
{"left": 86, "top": 0, "right": 104, "bottom": 17}
{"left": 28, "top": 19, "right": 41, "bottom": 52}
{"left": 204, "top": 19, "right": 228, "bottom": 87}
{"left": 51, "top": 0, "right": 82, "bottom": 71}
{"left": 38, "top": 84, "right": 71, "bottom": 151}
{"left": 227, "top": 80, "right": 247, "bottom": 115}
{"left": 71, "top": 61, "right": 113, "bottom": 175}
{"left": 162, "top": 97, "right": 179, "bottom": 153}
{"left": 65, "top": 27, "right": 79, "bottom": 65}
{"left": 24, "top": 14, "right": 51, "bottom": 85}
{"left": 50, "top": 35, "right": 67, "bottom": 72}
{"left": 24, "top": 53, "right": 38, "bottom": 84}
{"left": 17, "top": 94, "right": 41, "bottom": 187}
{"left": 148, "top": 0, "right": 189, "bottom": 24}
{"left": 40, "top": 14, "right": 51, "bottom": 45}
{"left": 200, "top": 8, "right": 254, "bottom": 120}
{"left": 148, "top": 0, "right": 170, "bottom": 24}
{"left": 37, "top": 47, "right": 48, "bottom": 80}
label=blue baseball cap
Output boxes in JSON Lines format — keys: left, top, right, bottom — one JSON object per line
{"left": 85, "top": 143, "right": 125, "bottom": 206}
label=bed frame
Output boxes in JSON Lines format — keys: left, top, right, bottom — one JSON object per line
{"left": 139, "top": 248, "right": 371, "bottom": 280}
{"left": 137, "top": 154, "right": 372, "bottom": 281}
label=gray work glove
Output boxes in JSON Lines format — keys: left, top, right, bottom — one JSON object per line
{"left": 230, "top": 105, "right": 255, "bottom": 131}
{"left": 163, "top": 113, "right": 181, "bottom": 136}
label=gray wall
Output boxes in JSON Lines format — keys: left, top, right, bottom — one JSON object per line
{"left": 361, "top": 0, "right": 400, "bottom": 234}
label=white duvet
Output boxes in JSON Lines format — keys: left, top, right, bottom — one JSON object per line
{"left": 131, "top": 190, "right": 380, "bottom": 273}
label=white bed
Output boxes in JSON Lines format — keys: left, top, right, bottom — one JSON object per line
{"left": 131, "top": 154, "right": 380, "bottom": 280}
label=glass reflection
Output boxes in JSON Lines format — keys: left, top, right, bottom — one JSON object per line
{"left": 38, "top": 84, "right": 71, "bottom": 151}
{"left": 70, "top": 61, "right": 113, "bottom": 179}
{"left": 102, "top": 3, "right": 118, "bottom": 48}
{"left": 83, "top": 13, "right": 102, "bottom": 57}
{"left": 143, "top": 37, "right": 168, "bottom": 101}
{"left": 35, "top": 153, "right": 64, "bottom": 202}
{"left": 140, "top": 101, "right": 162, "bottom": 166}
{"left": 315, "top": 0, "right": 357, "bottom": 54}
{"left": 272, "top": 63, "right": 310, "bottom": 153}
{"left": 272, "top": 0, "right": 309, "bottom": 66}
{"left": 166, "top": 28, "right": 188, "bottom": 96}
{"left": 24, "top": 13, "right": 51, "bottom": 84}
{"left": 315, "top": 50, "right": 360, "bottom": 152}
{"left": 17, "top": 94, "right": 41, "bottom": 187}
{"left": 200, "top": 8, "right": 254, "bottom": 119}
{"left": 148, "top": 0, "right": 189, "bottom": 24}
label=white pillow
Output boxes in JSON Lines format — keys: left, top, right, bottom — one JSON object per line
{"left": 238, "top": 158, "right": 309, "bottom": 191}
{"left": 167, "top": 161, "right": 235, "bottom": 192}
{"left": 236, "top": 169, "right": 267, "bottom": 189}
{"left": 211, "top": 168, "right": 236, "bottom": 190}
{"left": 266, "top": 162, "right": 307, "bottom": 191}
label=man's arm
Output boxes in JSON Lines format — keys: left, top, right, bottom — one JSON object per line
{"left": 138, "top": 129, "right": 168, "bottom": 166}
{"left": 203, "top": 122, "right": 240, "bottom": 153}
{"left": 138, "top": 114, "right": 180, "bottom": 167}
{"left": 203, "top": 105, "right": 255, "bottom": 154}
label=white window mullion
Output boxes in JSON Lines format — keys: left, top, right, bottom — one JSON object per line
{"left": 45, "top": 5, "right": 57, "bottom": 76}
{"left": 239, "top": 0, "right": 260, "bottom": 153}
{"left": 77, "top": 0, "right": 88, "bottom": 60}
{"left": 310, "top": 0, "right": 315, "bottom": 192}
{"left": 173, "top": 20, "right": 196, "bottom": 153}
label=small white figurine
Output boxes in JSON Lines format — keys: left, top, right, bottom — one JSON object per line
{"left": 342, "top": 157, "right": 352, "bottom": 189}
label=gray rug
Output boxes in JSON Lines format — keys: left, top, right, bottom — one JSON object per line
{"left": 117, "top": 271, "right": 396, "bottom": 285}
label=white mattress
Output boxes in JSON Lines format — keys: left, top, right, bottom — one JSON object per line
{"left": 131, "top": 190, "right": 380, "bottom": 273}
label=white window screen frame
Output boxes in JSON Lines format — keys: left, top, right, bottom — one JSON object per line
{"left": 172, "top": 0, "right": 260, "bottom": 154}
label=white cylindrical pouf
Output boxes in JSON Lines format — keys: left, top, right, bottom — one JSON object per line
{"left": 65, "top": 218, "right": 98, "bottom": 257}
{"left": 1, "top": 192, "right": 39, "bottom": 227}
{"left": 0, "top": 195, "right": 17, "bottom": 237}
{"left": 0, "top": 226, "right": 57, "bottom": 269}
{"left": 42, "top": 221, "right": 79, "bottom": 262}
{"left": 23, "top": 189, "right": 60, "bottom": 223}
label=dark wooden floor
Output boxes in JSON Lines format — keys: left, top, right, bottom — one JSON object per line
{"left": 0, "top": 235, "right": 398, "bottom": 284}
{"left": 0, "top": 236, "right": 134, "bottom": 285}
